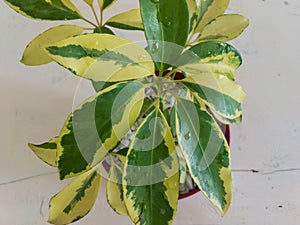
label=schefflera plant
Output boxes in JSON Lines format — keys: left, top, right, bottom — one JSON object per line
{"left": 5, "top": 0, "right": 249, "bottom": 224}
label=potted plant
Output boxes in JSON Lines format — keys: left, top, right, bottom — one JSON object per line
{"left": 4, "top": 0, "right": 249, "bottom": 224}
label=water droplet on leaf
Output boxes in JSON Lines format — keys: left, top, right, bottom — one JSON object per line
{"left": 160, "top": 208, "right": 166, "bottom": 215}
{"left": 138, "top": 54, "right": 148, "bottom": 61}
{"left": 131, "top": 153, "right": 137, "bottom": 159}
{"left": 151, "top": 42, "right": 160, "bottom": 53}
{"left": 184, "top": 132, "right": 191, "bottom": 140}
{"left": 163, "top": 17, "right": 172, "bottom": 26}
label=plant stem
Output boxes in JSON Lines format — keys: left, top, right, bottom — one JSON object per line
{"left": 97, "top": 3, "right": 104, "bottom": 27}
{"left": 100, "top": 10, "right": 103, "bottom": 26}
{"left": 164, "top": 68, "right": 178, "bottom": 79}
{"left": 155, "top": 78, "right": 161, "bottom": 109}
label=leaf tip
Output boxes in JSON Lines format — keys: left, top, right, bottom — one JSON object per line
{"left": 27, "top": 142, "right": 34, "bottom": 149}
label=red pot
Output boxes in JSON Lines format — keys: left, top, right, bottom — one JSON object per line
{"left": 154, "top": 70, "right": 185, "bottom": 80}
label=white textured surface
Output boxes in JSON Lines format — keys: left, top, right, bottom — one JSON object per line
{"left": 1, "top": 0, "right": 300, "bottom": 224}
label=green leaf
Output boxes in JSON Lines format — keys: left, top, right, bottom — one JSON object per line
{"left": 212, "top": 109, "right": 242, "bottom": 125}
{"left": 140, "top": 98, "right": 157, "bottom": 117}
{"left": 106, "top": 159, "right": 128, "bottom": 215}
{"left": 98, "top": 0, "right": 117, "bottom": 10}
{"left": 112, "top": 147, "right": 129, "bottom": 164}
{"left": 194, "top": 0, "right": 230, "bottom": 33}
{"left": 57, "top": 81, "right": 145, "bottom": 179}
{"left": 21, "top": 25, "right": 84, "bottom": 66}
{"left": 44, "top": 33, "right": 154, "bottom": 82}
{"left": 28, "top": 137, "right": 58, "bottom": 167}
{"left": 196, "top": 14, "right": 250, "bottom": 42}
{"left": 48, "top": 168, "right": 101, "bottom": 224}
{"left": 183, "top": 40, "right": 242, "bottom": 80}
{"left": 93, "top": 26, "right": 115, "bottom": 34}
{"left": 4, "top": 0, "right": 81, "bottom": 20}
{"left": 139, "top": 0, "right": 190, "bottom": 70}
{"left": 174, "top": 98, "right": 231, "bottom": 215}
{"left": 123, "top": 109, "right": 179, "bottom": 225}
{"left": 106, "top": 9, "right": 144, "bottom": 31}
{"left": 181, "top": 73, "right": 245, "bottom": 119}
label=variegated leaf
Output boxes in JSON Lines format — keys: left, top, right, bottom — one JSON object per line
{"left": 106, "top": 159, "right": 128, "bottom": 215}
{"left": 98, "top": 0, "right": 117, "bottom": 10}
{"left": 28, "top": 137, "right": 58, "bottom": 167}
{"left": 212, "top": 108, "right": 242, "bottom": 125}
{"left": 184, "top": 40, "right": 242, "bottom": 80}
{"left": 4, "top": 0, "right": 81, "bottom": 20}
{"left": 180, "top": 73, "right": 245, "bottom": 119}
{"left": 174, "top": 98, "right": 231, "bottom": 215}
{"left": 21, "top": 25, "right": 84, "bottom": 66}
{"left": 61, "top": 0, "right": 81, "bottom": 14}
{"left": 140, "top": 0, "right": 190, "bottom": 70}
{"left": 196, "top": 0, "right": 212, "bottom": 19}
{"left": 48, "top": 168, "right": 101, "bottom": 224}
{"left": 194, "top": 0, "right": 230, "bottom": 33}
{"left": 44, "top": 34, "right": 154, "bottom": 82}
{"left": 123, "top": 109, "right": 179, "bottom": 225}
{"left": 139, "top": 98, "right": 157, "bottom": 117}
{"left": 186, "top": 0, "right": 199, "bottom": 32}
{"left": 83, "top": 0, "right": 94, "bottom": 6}
{"left": 57, "top": 81, "right": 145, "bottom": 179}
{"left": 196, "top": 14, "right": 250, "bottom": 42}
{"left": 92, "top": 81, "right": 117, "bottom": 92}
{"left": 106, "top": 9, "right": 144, "bottom": 31}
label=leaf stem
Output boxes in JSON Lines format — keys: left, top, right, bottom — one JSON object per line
{"left": 91, "top": 5, "right": 101, "bottom": 26}
{"left": 155, "top": 79, "right": 161, "bottom": 110}
{"left": 99, "top": 5, "right": 103, "bottom": 26}
{"left": 187, "top": 32, "right": 199, "bottom": 46}
{"left": 80, "top": 16, "right": 98, "bottom": 27}
{"left": 164, "top": 68, "right": 178, "bottom": 80}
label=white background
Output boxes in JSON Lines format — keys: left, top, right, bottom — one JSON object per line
{"left": 1, "top": 0, "right": 300, "bottom": 224}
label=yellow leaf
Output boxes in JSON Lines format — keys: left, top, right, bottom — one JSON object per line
{"left": 106, "top": 161, "right": 128, "bottom": 215}
{"left": 61, "top": 0, "right": 82, "bottom": 15}
{"left": 98, "top": 0, "right": 117, "bottom": 10}
{"left": 83, "top": 0, "right": 94, "bottom": 6}
{"left": 28, "top": 137, "right": 58, "bottom": 167}
{"left": 197, "top": 14, "right": 250, "bottom": 42}
{"left": 106, "top": 8, "right": 144, "bottom": 30}
{"left": 194, "top": 0, "right": 229, "bottom": 33}
{"left": 21, "top": 25, "right": 84, "bottom": 66}
{"left": 48, "top": 168, "right": 101, "bottom": 224}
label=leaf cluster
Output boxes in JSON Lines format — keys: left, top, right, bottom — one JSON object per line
{"left": 4, "top": 0, "right": 249, "bottom": 224}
